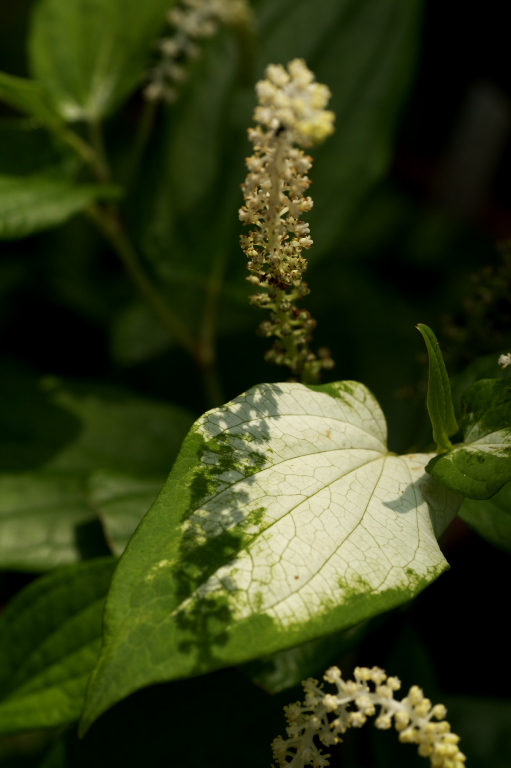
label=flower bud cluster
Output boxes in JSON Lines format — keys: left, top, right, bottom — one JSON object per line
{"left": 272, "top": 666, "right": 466, "bottom": 768}
{"left": 239, "top": 60, "right": 335, "bottom": 380}
{"left": 145, "top": 0, "right": 251, "bottom": 102}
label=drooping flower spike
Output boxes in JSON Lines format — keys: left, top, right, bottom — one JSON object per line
{"left": 272, "top": 666, "right": 466, "bottom": 768}
{"left": 239, "top": 59, "right": 335, "bottom": 382}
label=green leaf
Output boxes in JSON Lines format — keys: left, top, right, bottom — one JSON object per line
{"left": 0, "top": 374, "right": 195, "bottom": 570}
{"left": 90, "top": 471, "right": 164, "bottom": 556}
{"left": 0, "top": 558, "right": 115, "bottom": 735}
{"left": 0, "top": 175, "right": 120, "bottom": 240}
{"left": 427, "top": 379, "right": 511, "bottom": 499}
{"left": 416, "top": 324, "right": 458, "bottom": 451}
{"left": 28, "top": 0, "right": 177, "bottom": 121}
{"left": 459, "top": 480, "right": 511, "bottom": 554}
{"left": 242, "top": 621, "right": 371, "bottom": 694}
{"left": 0, "top": 71, "right": 63, "bottom": 130}
{"left": 80, "top": 380, "right": 461, "bottom": 732}
{"left": 450, "top": 350, "right": 511, "bottom": 420}
{"left": 0, "top": 120, "right": 71, "bottom": 176}
{"left": 0, "top": 471, "right": 108, "bottom": 572}
{"left": 260, "top": 0, "right": 424, "bottom": 261}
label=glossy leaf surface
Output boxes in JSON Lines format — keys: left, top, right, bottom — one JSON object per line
{"left": 0, "top": 558, "right": 115, "bottom": 735}
{"left": 427, "top": 379, "right": 511, "bottom": 499}
{"left": 81, "top": 380, "right": 461, "bottom": 731}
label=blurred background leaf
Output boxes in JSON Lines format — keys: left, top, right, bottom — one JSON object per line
{"left": 0, "top": 372, "right": 195, "bottom": 570}
{"left": 0, "top": 176, "right": 120, "bottom": 240}
{"left": 28, "top": 0, "right": 178, "bottom": 121}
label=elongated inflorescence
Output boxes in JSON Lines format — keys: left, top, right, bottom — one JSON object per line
{"left": 272, "top": 666, "right": 466, "bottom": 768}
{"left": 145, "top": 0, "right": 252, "bottom": 102}
{"left": 239, "top": 59, "right": 335, "bottom": 382}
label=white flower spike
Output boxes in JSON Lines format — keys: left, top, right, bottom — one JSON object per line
{"left": 239, "top": 59, "right": 335, "bottom": 381}
{"left": 272, "top": 666, "right": 466, "bottom": 768}
{"left": 498, "top": 352, "right": 511, "bottom": 369}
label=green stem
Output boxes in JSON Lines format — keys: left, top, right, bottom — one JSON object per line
{"left": 87, "top": 204, "right": 197, "bottom": 358}
{"left": 58, "top": 127, "right": 106, "bottom": 180}
{"left": 65, "top": 114, "right": 225, "bottom": 405}
{"left": 128, "top": 97, "right": 159, "bottom": 189}
{"left": 198, "top": 248, "right": 227, "bottom": 407}
{"left": 88, "top": 119, "right": 110, "bottom": 182}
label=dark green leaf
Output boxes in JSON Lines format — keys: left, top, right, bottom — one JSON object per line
{"left": 427, "top": 379, "right": 511, "bottom": 499}
{"left": 0, "top": 71, "right": 63, "bottom": 130}
{"left": 0, "top": 175, "right": 120, "bottom": 240}
{"left": 416, "top": 324, "right": 458, "bottom": 451}
{"left": 260, "top": 0, "right": 424, "bottom": 261}
{"left": 0, "top": 558, "right": 116, "bottom": 735}
{"left": 90, "top": 471, "right": 163, "bottom": 556}
{"left": 459, "top": 480, "right": 511, "bottom": 554}
{"left": 0, "top": 120, "right": 70, "bottom": 176}
{"left": 0, "top": 471, "right": 108, "bottom": 572}
{"left": 28, "top": 0, "right": 177, "bottom": 121}
{"left": 0, "top": 375, "right": 195, "bottom": 570}
{"left": 450, "top": 350, "right": 511, "bottom": 420}
{"left": 80, "top": 380, "right": 460, "bottom": 732}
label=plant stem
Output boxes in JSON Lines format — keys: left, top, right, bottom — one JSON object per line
{"left": 198, "top": 250, "right": 227, "bottom": 407}
{"left": 58, "top": 127, "right": 106, "bottom": 180}
{"left": 69, "top": 116, "right": 224, "bottom": 406}
{"left": 88, "top": 119, "right": 110, "bottom": 182}
{"left": 128, "top": 97, "right": 159, "bottom": 189}
{"left": 88, "top": 204, "right": 197, "bottom": 358}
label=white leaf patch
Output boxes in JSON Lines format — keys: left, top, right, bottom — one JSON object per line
{"left": 181, "top": 381, "right": 461, "bottom": 627}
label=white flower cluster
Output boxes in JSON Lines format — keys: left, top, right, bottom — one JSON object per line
{"left": 498, "top": 352, "right": 511, "bottom": 368}
{"left": 145, "top": 0, "right": 251, "bottom": 102}
{"left": 272, "top": 666, "right": 466, "bottom": 768}
{"left": 239, "top": 60, "right": 335, "bottom": 380}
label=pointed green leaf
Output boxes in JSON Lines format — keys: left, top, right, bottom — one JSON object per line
{"left": 0, "top": 71, "right": 63, "bottom": 130}
{"left": 80, "top": 380, "right": 461, "bottom": 732}
{"left": 0, "top": 558, "right": 115, "bottom": 735}
{"left": 428, "top": 379, "right": 511, "bottom": 499}
{"left": 459, "top": 481, "right": 511, "bottom": 554}
{"left": 28, "top": 0, "right": 177, "bottom": 121}
{"left": 0, "top": 175, "right": 121, "bottom": 240}
{"left": 417, "top": 324, "right": 458, "bottom": 450}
